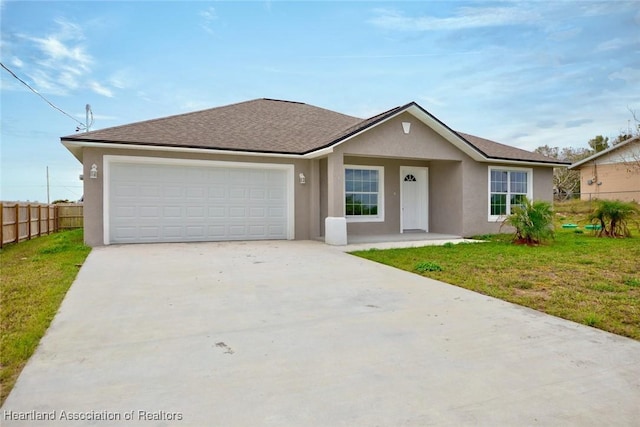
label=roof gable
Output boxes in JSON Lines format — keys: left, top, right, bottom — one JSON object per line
{"left": 318, "top": 102, "right": 568, "bottom": 165}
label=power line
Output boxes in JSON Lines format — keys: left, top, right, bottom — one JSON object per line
{"left": 0, "top": 61, "right": 87, "bottom": 128}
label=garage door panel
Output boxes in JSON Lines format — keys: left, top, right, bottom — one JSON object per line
{"left": 139, "top": 206, "right": 160, "bottom": 218}
{"left": 229, "top": 187, "right": 247, "bottom": 199}
{"left": 109, "top": 162, "right": 290, "bottom": 243}
{"left": 186, "top": 226, "right": 205, "bottom": 237}
{"left": 208, "top": 186, "right": 226, "bottom": 199}
{"left": 186, "top": 206, "right": 205, "bottom": 218}
{"left": 249, "top": 207, "right": 266, "bottom": 218}
{"left": 163, "top": 206, "right": 182, "bottom": 218}
{"left": 268, "top": 206, "right": 285, "bottom": 217}
{"left": 228, "top": 225, "right": 246, "bottom": 236}
{"left": 249, "top": 188, "right": 266, "bottom": 200}
{"left": 208, "top": 207, "right": 225, "bottom": 217}
{"left": 139, "top": 185, "right": 162, "bottom": 197}
{"left": 162, "top": 226, "right": 183, "bottom": 238}
{"left": 229, "top": 207, "right": 246, "bottom": 218}
{"left": 140, "top": 226, "right": 161, "bottom": 238}
{"left": 115, "top": 206, "right": 136, "bottom": 218}
{"left": 248, "top": 225, "right": 266, "bottom": 236}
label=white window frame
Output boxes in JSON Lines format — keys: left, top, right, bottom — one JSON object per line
{"left": 344, "top": 165, "right": 384, "bottom": 223}
{"left": 487, "top": 166, "right": 533, "bottom": 221}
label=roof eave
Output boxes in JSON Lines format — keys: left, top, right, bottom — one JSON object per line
{"left": 479, "top": 157, "right": 571, "bottom": 167}
{"left": 61, "top": 138, "right": 313, "bottom": 160}
{"left": 569, "top": 136, "right": 639, "bottom": 169}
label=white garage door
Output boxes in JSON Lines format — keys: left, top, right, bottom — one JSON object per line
{"left": 106, "top": 159, "right": 292, "bottom": 244}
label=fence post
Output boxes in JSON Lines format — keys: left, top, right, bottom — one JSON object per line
{"left": 0, "top": 202, "right": 3, "bottom": 249}
{"left": 37, "top": 204, "right": 42, "bottom": 238}
{"left": 27, "top": 204, "right": 32, "bottom": 240}
{"left": 14, "top": 203, "right": 19, "bottom": 244}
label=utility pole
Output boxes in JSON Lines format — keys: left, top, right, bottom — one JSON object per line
{"left": 86, "top": 104, "right": 91, "bottom": 132}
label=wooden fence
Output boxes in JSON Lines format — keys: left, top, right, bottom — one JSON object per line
{"left": 0, "top": 202, "right": 84, "bottom": 248}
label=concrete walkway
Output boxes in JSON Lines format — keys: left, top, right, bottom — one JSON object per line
{"left": 2, "top": 240, "right": 639, "bottom": 426}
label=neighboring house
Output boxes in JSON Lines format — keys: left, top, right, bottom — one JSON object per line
{"left": 62, "top": 98, "right": 567, "bottom": 246}
{"left": 569, "top": 136, "right": 640, "bottom": 202}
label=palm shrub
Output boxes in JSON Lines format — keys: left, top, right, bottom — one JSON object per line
{"left": 588, "top": 200, "right": 639, "bottom": 238}
{"left": 502, "top": 198, "right": 555, "bottom": 245}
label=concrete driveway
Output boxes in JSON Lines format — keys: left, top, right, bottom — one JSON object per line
{"left": 2, "top": 241, "right": 640, "bottom": 426}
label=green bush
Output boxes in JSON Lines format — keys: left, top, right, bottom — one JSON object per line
{"left": 414, "top": 261, "right": 443, "bottom": 272}
{"left": 502, "top": 198, "right": 555, "bottom": 245}
{"left": 588, "top": 200, "right": 639, "bottom": 238}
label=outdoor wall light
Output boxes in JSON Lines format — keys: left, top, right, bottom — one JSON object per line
{"left": 402, "top": 122, "right": 411, "bottom": 134}
{"left": 89, "top": 164, "right": 98, "bottom": 179}
{"left": 299, "top": 173, "right": 306, "bottom": 184}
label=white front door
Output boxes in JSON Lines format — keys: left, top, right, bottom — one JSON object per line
{"left": 401, "top": 166, "right": 428, "bottom": 232}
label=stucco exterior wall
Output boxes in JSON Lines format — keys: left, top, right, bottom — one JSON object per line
{"left": 579, "top": 163, "right": 640, "bottom": 202}
{"left": 338, "top": 112, "right": 467, "bottom": 161}
{"left": 460, "top": 162, "right": 554, "bottom": 237}
{"left": 429, "top": 161, "right": 463, "bottom": 235}
{"left": 81, "top": 147, "right": 314, "bottom": 246}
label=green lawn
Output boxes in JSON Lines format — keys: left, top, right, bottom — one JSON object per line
{"left": 353, "top": 218, "right": 640, "bottom": 341}
{"left": 0, "top": 229, "right": 90, "bottom": 405}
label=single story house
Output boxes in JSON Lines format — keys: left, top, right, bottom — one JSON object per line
{"left": 569, "top": 136, "right": 640, "bottom": 202}
{"left": 62, "top": 98, "right": 567, "bottom": 246}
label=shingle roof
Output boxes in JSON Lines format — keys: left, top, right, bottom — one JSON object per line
{"left": 455, "top": 132, "right": 563, "bottom": 164}
{"left": 62, "top": 98, "right": 565, "bottom": 164}
{"left": 569, "top": 135, "right": 639, "bottom": 169}
{"left": 63, "top": 98, "right": 362, "bottom": 155}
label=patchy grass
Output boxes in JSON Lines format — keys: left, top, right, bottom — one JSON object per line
{"left": 0, "top": 229, "right": 90, "bottom": 405}
{"left": 352, "top": 230, "right": 640, "bottom": 340}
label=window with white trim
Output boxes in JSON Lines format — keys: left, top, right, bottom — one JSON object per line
{"left": 488, "top": 167, "right": 533, "bottom": 220}
{"left": 345, "top": 165, "right": 384, "bottom": 222}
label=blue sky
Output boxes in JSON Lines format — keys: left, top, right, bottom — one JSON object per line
{"left": 1, "top": 0, "right": 639, "bottom": 202}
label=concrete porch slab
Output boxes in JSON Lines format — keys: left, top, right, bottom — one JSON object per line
{"left": 342, "top": 232, "right": 482, "bottom": 251}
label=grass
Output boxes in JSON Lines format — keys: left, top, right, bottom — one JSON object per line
{"left": 0, "top": 229, "right": 90, "bottom": 405}
{"left": 352, "top": 201, "right": 640, "bottom": 341}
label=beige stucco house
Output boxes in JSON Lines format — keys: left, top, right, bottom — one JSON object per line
{"left": 62, "top": 99, "right": 566, "bottom": 246}
{"left": 569, "top": 136, "right": 640, "bottom": 202}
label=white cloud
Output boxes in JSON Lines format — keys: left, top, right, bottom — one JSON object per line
{"left": 200, "top": 7, "right": 217, "bottom": 35}
{"left": 12, "top": 18, "right": 116, "bottom": 97}
{"left": 369, "top": 6, "right": 539, "bottom": 31}
{"left": 58, "top": 71, "right": 80, "bottom": 90}
{"left": 108, "top": 69, "right": 133, "bottom": 89}
{"left": 419, "top": 95, "right": 446, "bottom": 107}
{"left": 89, "top": 81, "right": 113, "bottom": 98}
{"left": 26, "top": 69, "right": 68, "bottom": 96}
{"left": 596, "top": 38, "right": 626, "bottom": 52}
{"left": 180, "top": 100, "right": 212, "bottom": 111}
{"left": 609, "top": 67, "right": 640, "bottom": 84}
{"left": 11, "top": 56, "right": 23, "bottom": 67}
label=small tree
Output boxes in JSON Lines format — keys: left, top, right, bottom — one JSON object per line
{"left": 588, "top": 200, "right": 639, "bottom": 238}
{"left": 588, "top": 135, "right": 610, "bottom": 153}
{"left": 502, "top": 198, "right": 555, "bottom": 245}
{"left": 534, "top": 145, "right": 591, "bottom": 200}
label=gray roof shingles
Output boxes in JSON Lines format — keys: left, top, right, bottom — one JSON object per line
{"left": 62, "top": 98, "right": 563, "bottom": 163}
